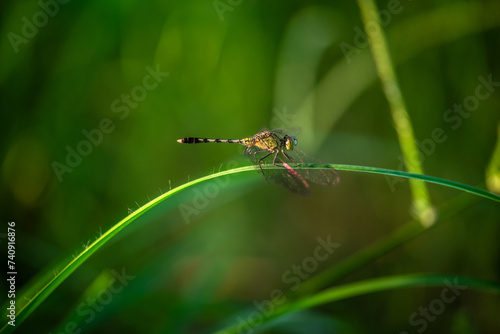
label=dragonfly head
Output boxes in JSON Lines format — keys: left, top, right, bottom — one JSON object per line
{"left": 284, "top": 135, "right": 298, "bottom": 151}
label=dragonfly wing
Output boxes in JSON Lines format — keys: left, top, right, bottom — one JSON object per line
{"left": 288, "top": 148, "right": 339, "bottom": 186}
{"left": 245, "top": 146, "right": 311, "bottom": 197}
{"left": 263, "top": 162, "right": 311, "bottom": 197}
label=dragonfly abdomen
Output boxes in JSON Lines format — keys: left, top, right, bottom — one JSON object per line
{"left": 177, "top": 137, "right": 243, "bottom": 144}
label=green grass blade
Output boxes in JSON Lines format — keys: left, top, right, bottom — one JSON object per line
{"left": 215, "top": 274, "right": 500, "bottom": 334}
{"left": 2, "top": 163, "right": 498, "bottom": 333}
{"left": 356, "top": 0, "right": 434, "bottom": 226}
{"left": 294, "top": 163, "right": 500, "bottom": 202}
{"left": 0, "top": 168, "right": 248, "bottom": 333}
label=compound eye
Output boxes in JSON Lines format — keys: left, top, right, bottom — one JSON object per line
{"left": 285, "top": 136, "right": 297, "bottom": 151}
{"left": 284, "top": 137, "right": 291, "bottom": 150}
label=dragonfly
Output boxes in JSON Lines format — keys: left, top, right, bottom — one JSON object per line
{"left": 176, "top": 129, "right": 338, "bottom": 196}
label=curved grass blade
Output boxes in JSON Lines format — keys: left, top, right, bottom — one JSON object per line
{"left": 304, "top": 164, "right": 500, "bottom": 203}
{"left": 2, "top": 163, "right": 498, "bottom": 333}
{"left": 215, "top": 274, "right": 500, "bottom": 334}
{"left": 0, "top": 167, "right": 246, "bottom": 334}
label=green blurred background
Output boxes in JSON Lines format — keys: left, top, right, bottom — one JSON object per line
{"left": 1, "top": 0, "right": 500, "bottom": 333}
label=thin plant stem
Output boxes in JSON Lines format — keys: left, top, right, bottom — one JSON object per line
{"left": 357, "top": 0, "right": 434, "bottom": 226}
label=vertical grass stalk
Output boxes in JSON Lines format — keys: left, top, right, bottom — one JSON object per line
{"left": 356, "top": 0, "right": 435, "bottom": 226}
{"left": 486, "top": 122, "right": 500, "bottom": 193}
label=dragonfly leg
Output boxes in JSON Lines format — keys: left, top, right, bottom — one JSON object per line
{"left": 247, "top": 148, "right": 267, "bottom": 164}
{"left": 272, "top": 150, "right": 281, "bottom": 165}
{"left": 258, "top": 151, "right": 274, "bottom": 183}
{"left": 281, "top": 149, "right": 297, "bottom": 164}
{"left": 246, "top": 147, "right": 257, "bottom": 164}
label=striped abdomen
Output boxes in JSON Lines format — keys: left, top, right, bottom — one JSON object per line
{"left": 177, "top": 137, "right": 245, "bottom": 144}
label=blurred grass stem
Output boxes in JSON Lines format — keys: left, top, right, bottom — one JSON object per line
{"left": 357, "top": 0, "right": 435, "bottom": 227}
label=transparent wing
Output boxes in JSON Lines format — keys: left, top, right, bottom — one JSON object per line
{"left": 244, "top": 146, "right": 311, "bottom": 197}
{"left": 266, "top": 129, "right": 338, "bottom": 185}
{"left": 286, "top": 147, "right": 339, "bottom": 186}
